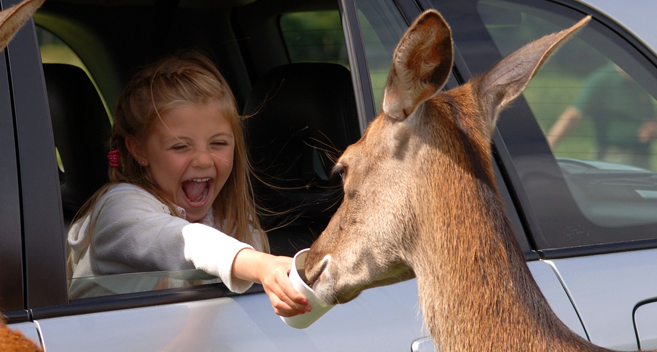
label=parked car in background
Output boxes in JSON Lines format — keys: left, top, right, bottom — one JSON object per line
{"left": 3, "top": 0, "right": 657, "bottom": 350}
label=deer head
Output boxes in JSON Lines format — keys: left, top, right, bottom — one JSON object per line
{"left": 0, "top": 0, "right": 45, "bottom": 52}
{"left": 305, "top": 10, "right": 589, "bottom": 306}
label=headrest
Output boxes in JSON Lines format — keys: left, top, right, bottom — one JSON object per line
{"left": 243, "top": 63, "right": 360, "bottom": 216}
{"left": 45, "top": 64, "right": 111, "bottom": 215}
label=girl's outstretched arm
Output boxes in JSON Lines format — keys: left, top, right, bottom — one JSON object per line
{"left": 232, "top": 249, "right": 312, "bottom": 317}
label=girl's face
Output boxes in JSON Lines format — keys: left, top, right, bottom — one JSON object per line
{"left": 139, "top": 102, "right": 235, "bottom": 222}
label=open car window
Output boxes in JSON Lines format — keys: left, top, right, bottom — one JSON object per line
{"left": 280, "top": 11, "right": 348, "bottom": 66}
{"left": 37, "top": 31, "right": 245, "bottom": 300}
{"left": 36, "top": 7, "right": 353, "bottom": 300}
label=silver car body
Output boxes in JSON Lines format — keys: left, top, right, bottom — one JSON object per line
{"left": 10, "top": 0, "right": 657, "bottom": 351}
{"left": 11, "top": 262, "right": 585, "bottom": 352}
{"left": 547, "top": 3, "right": 657, "bottom": 351}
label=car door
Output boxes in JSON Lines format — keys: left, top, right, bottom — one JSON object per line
{"left": 432, "top": 0, "right": 657, "bottom": 349}
{"left": 3, "top": 1, "right": 586, "bottom": 351}
{"left": 10, "top": 1, "right": 425, "bottom": 351}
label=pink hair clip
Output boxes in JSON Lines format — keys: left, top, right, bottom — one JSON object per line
{"left": 108, "top": 149, "right": 120, "bottom": 167}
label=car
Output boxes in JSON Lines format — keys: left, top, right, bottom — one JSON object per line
{"left": 3, "top": 0, "right": 657, "bottom": 351}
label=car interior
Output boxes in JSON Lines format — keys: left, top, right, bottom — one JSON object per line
{"left": 35, "top": 0, "right": 358, "bottom": 297}
{"left": 243, "top": 61, "right": 360, "bottom": 256}
{"left": 44, "top": 63, "right": 111, "bottom": 228}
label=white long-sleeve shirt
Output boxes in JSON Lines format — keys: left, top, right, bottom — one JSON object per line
{"left": 68, "top": 183, "right": 260, "bottom": 298}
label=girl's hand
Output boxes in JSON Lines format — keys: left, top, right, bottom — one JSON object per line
{"left": 258, "top": 255, "right": 312, "bottom": 317}
{"left": 232, "top": 249, "right": 311, "bottom": 317}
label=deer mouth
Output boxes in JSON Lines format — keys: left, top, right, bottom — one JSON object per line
{"left": 305, "top": 254, "right": 330, "bottom": 288}
{"left": 306, "top": 255, "right": 361, "bottom": 305}
{"left": 306, "top": 255, "right": 341, "bottom": 304}
{"left": 306, "top": 251, "right": 417, "bottom": 305}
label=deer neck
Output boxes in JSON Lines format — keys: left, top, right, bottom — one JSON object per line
{"left": 409, "top": 123, "right": 597, "bottom": 351}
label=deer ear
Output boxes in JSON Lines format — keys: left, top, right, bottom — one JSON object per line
{"left": 383, "top": 10, "right": 453, "bottom": 120}
{"left": 0, "top": 0, "right": 45, "bottom": 52}
{"left": 477, "top": 15, "right": 590, "bottom": 129}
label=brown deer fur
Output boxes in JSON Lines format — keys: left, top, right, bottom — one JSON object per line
{"left": 0, "top": 0, "right": 45, "bottom": 50}
{"left": 0, "top": 0, "right": 46, "bottom": 350}
{"left": 305, "top": 10, "right": 635, "bottom": 352}
{"left": 0, "top": 319, "right": 42, "bottom": 352}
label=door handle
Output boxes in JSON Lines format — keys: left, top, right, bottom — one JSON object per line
{"left": 411, "top": 336, "right": 436, "bottom": 352}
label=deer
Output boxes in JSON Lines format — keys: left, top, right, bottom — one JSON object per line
{"left": 0, "top": 0, "right": 46, "bottom": 351}
{"left": 304, "top": 9, "right": 639, "bottom": 352}
{"left": 0, "top": 319, "right": 42, "bottom": 352}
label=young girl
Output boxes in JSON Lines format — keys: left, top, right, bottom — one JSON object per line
{"left": 67, "top": 51, "right": 310, "bottom": 317}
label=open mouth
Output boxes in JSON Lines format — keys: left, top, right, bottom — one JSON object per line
{"left": 181, "top": 178, "right": 213, "bottom": 207}
{"left": 306, "top": 254, "right": 330, "bottom": 288}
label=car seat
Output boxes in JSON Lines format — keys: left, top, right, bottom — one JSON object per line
{"left": 243, "top": 62, "right": 360, "bottom": 256}
{"left": 44, "top": 64, "right": 111, "bottom": 228}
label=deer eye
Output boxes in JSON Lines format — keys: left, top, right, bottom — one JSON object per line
{"left": 332, "top": 163, "right": 347, "bottom": 181}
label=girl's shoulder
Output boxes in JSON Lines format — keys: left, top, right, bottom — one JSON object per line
{"left": 106, "top": 182, "right": 153, "bottom": 196}
{"left": 106, "top": 183, "right": 153, "bottom": 196}
{"left": 100, "top": 183, "right": 170, "bottom": 214}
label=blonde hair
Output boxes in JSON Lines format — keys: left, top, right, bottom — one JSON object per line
{"left": 68, "top": 50, "right": 268, "bottom": 276}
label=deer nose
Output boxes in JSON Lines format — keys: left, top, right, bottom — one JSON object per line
{"left": 305, "top": 253, "right": 330, "bottom": 287}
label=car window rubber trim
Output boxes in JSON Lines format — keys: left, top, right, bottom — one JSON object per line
{"left": 340, "top": 0, "right": 376, "bottom": 131}
{"left": 30, "top": 283, "right": 264, "bottom": 320}
{"left": 539, "top": 238, "right": 657, "bottom": 260}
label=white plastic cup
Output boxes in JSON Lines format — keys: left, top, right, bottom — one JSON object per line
{"left": 281, "top": 248, "right": 334, "bottom": 329}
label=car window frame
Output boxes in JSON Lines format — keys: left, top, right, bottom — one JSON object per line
{"left": 338, "top": 0, "right": 377, "bottom": 132}
{"left": 0, "top": 35, "right": 24, "bottom": 317}
{"left": 4, "top": 3, "right": 69, "bottom": 311}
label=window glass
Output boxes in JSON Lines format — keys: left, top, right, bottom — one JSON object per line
{"left": 476, "top": 0, "right": 657, "bottom": 244}
{"left": 280, "top": 11, "right": 349, "bottom": 66}
{"left": 280, "top": 4, "right": 407, "bottom": 115}
{"left": 37, "top": 27, "right": 110, "bottom": 176}
{"left": 38, "top": 27, "right": 85, "bottom": 69}
{"left": 354, "top": 0, "right": 408, "bottom": 114}
{"left": 37, "top": 28, "right": 111, "bottom": 119}
{"left": 482, "top": 1, "right": 657, "bottom": 170}
{"left": 38, "top": 28, "right": 76, "bottom": 174}
{"left": 68, "top": 269, "right": 221, "bottom": 299}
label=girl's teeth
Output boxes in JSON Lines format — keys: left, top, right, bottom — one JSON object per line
{"left": 192, "top": 178, "right": 210, "bottom": 182}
